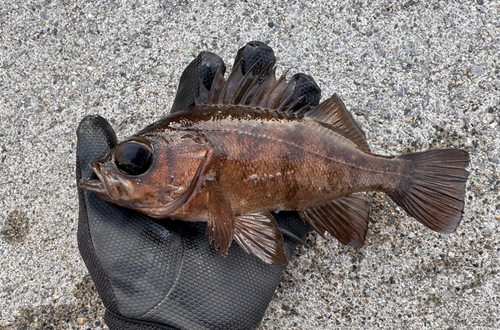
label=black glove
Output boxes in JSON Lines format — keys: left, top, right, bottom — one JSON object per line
{"left": 76, "top": 42, "right": 319, "bottom": 330}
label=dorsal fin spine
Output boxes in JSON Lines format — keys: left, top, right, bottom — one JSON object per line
{"left": 271, "top": 77, "right": 295, "bottom": 109}
{"left": 230, "top": 60, "right": 262, "bottom": 105}
{"left": 239, "top": 62, "right": 274, "bottom": 105}
{"left": 218, "top": 60, "right": 243, "bottom": 104}
{"left": 261, "top": 72, "right": 287, "bottom": 109}
{"left": 249, "top": 68, "right": 277, "bottom": 107}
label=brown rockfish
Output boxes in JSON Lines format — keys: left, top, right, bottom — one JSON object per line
{"left": 80, "top": 59, "right": 470, "bottom": 265}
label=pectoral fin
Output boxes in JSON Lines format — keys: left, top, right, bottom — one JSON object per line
{"left": 299, "top": 195, "right": 370, "bottom": 248}
{"left": 206, "top": 180, "right": 235, "bottom": 257}
{"left": 233, "top": 211, "right": 287, "bottom": 265}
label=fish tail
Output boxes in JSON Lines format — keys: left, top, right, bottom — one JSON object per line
{"left": 388, "top": 149, "right": 470, "bottom": 233}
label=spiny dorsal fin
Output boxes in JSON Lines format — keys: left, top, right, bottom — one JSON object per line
{"left": 306, "top": 94, "right": 371, "bottom": 153}
{"left": 299, "top": 194, "right": 370, "bottom": 248}
{"left": 195, "top": 58, "right": 314, "bottom": 114}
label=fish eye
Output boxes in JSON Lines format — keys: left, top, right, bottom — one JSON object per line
{"left": 114, "top": 137, "right": 153, "bottom": 175}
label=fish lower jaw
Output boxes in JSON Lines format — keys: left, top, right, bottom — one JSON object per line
{"left": 79, "top": 178, "right": 107, "bottom": 194}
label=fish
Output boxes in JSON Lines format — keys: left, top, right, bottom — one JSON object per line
{"left": 80, "top": 54, "right": 470, "bottom": 265}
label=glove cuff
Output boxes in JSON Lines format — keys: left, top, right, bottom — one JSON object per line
{"left": 104, "top": 310, "right": 180, "bottom": 330}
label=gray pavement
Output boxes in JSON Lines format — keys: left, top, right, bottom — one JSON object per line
{"left": 1, "top": 0, "right": 499, "bottom": 329}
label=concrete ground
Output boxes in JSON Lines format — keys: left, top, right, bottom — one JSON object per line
{"left": 1, "top": 0, "right": 499, "bottom": 329}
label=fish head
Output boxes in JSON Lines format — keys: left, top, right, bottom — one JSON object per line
{"left": 80, "top": 135, "right": 201, "bottom": 217}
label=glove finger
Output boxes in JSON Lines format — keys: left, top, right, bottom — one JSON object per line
{"left": 170, "top": 52, "right": 226, "bottom": 113}
{"left": 233, "top": 41, "right": 276, "bottom": 75}
{"left": 288, "top": 72, "right": 322, "bottom": 107}
{"left": 273, "top": 211, "right": 310, "bottom": 259}
{"left": 76, "top": 115, "right": 118, "bottom": 181}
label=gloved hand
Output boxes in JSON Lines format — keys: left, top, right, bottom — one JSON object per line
{"left": 76, "top": 42, "right": 320, "bottom": 330}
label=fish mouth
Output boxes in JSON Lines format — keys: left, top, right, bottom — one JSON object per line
{"left": 79, "top": 177, "right": 107, "bottom": 194}
{"left": 79, "top": 161, "right": 110, "bottom": 196}
{"left": 80, "top": 161, "right": 133, "bottom": 200}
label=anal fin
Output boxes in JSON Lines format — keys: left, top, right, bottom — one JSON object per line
{"left": 299, "top": 195, "right": 370, "bottom": 248}
{"left": 206, "top": 180, "right": 235, "bottom": 257}
{"left": 233, "top": 211, "right": 287, "bottom": 265}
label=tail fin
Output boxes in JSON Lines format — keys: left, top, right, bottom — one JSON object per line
{"left": 388, "top": 149, "right": 470, "bottom": 234}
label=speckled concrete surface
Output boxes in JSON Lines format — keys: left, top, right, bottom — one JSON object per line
{"left": 1, "top": 0, "right": 499, "bottom": 329}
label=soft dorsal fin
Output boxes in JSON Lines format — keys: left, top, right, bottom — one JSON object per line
{"left": 306, "top": 94, "right": 371, "bottom": 153}
{"left": 195, "top": 58, "right": 314, "bottom": 114}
